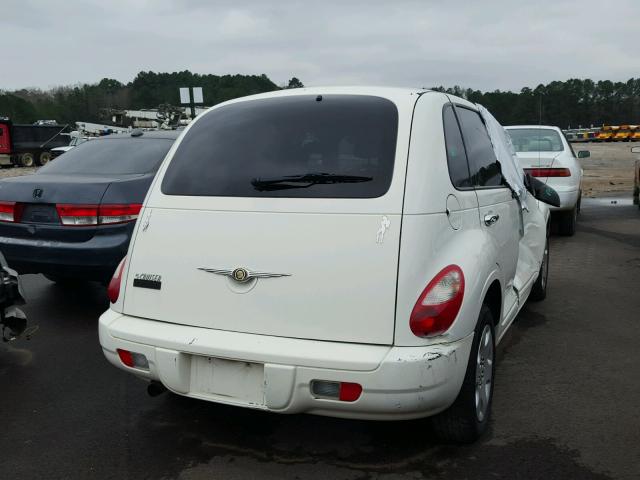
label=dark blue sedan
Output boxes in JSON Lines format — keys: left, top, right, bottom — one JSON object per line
{"left": 0, "top": 130, "right": 179, "bottom": 283}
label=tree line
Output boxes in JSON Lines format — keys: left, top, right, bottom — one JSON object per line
{"left": 433, "top": 78, "right": 640, "bottom": 128}
{"left": 0, "top": 71, "right": 303, "bottom": 125}
{"left": 1, "top": 73, "right": 639, "bottom": 129}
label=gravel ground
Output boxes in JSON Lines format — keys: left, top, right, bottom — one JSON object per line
{"left": 0, "top": 166, "right": 38, "bottom": 178}
{"left": 571, "top": 141, "right": 639, "bottom": 197}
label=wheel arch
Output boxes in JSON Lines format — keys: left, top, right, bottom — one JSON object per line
{"left": 483, "top": 279, "right": 502, "bottom": 327}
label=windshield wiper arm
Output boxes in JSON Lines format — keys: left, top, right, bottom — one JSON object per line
{"left": 251, "top": 172, "right": 373, "bottom": 191}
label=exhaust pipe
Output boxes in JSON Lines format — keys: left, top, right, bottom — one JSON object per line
{"left": 147, "top": 381, "right": 167, "bottom": 397}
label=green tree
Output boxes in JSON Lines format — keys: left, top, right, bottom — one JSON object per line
{"left": 286, "top": 77, "right": 304, "bottom": 89}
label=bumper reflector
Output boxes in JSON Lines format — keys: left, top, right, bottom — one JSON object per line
{"left": 117, "top": 349, "right": 149, "bottom": 370}
{"left": 311, "top": 380, "right": 362, "bottom": 402}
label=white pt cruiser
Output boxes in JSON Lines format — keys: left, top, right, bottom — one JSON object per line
{"left": 100, "top": 87, "right": 554, "bottom": 443}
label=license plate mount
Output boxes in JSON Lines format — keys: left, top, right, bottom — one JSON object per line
{"left": 190, "top": 356, "right": 265, "bottom": 406}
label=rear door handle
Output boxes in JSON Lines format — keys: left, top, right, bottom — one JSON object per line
{"left": 484, "top": 213, "right": 500, "bottom": 226}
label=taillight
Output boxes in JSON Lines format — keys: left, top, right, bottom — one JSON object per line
{"left": 525, "top": 168, "right": 571, "bottom": 177}
{"left": 108, "top": 256, "right": 126, "bottom": 303}
{"left": 0, "top": 201, "right": 16, "bottom": 222}
{"left": 99, "top": 204, "right": 142, "bottom": 224}
{"left": 56, "top": 204, "right": 141, "bottom": 226}
{"left": 56, "top": 204, "right": 98, "bottom": 226}
{"left": 410, "top": 265, "right": 465, "bottom": 338}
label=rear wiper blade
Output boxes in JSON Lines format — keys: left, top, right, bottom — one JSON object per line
{"left": 251, "top": 172, "right": 373, "bottom": 191}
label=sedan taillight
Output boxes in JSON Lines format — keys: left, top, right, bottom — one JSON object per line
{"left": 56, "top": 204, "right": 99, "bottom": 226}
{"left": 0, "top": 201, "right": 17, "bottom": 222}
{"left": 525, "top": 168, "right": 571, "bottom": 177}
{"left": 56, "top": 204, "right": 142, "bottom": 226}
{"left": 98, "top": 204, "right": 142, "bottom": 225}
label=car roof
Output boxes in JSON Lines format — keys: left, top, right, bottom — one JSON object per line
{"left": 188, "top": 86, "right": 477, "bottom": 124}
{"left": 236, "top": 86, "right": 429, "bottom": 99}
{"left": 199, "top": 86, "right": 434, "bottom": 113}
{"left": 504, "top": 125, "right": 562, "bottom": 131}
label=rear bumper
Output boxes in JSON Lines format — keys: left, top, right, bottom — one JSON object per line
{"left": 99, "top": 310, "right": 473, "bottom": 420}
{"left": 0, "top": 226, "right": 132, "bottom": 280}
{"left": 547, "top": 185, "right": 580, "bottom": 211}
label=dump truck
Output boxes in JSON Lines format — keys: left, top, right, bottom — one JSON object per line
{"left": 0, "top": 118, "right": 69, "bottom": 167}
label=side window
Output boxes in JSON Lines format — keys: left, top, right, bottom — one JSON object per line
{"left": 443, "top": 105, "right": 472, "bottom": 188}
{"left": 456, "top": 107, "right": 503, "bottom": 187}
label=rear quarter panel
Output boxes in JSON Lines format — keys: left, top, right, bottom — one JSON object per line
{"left": 395, "top": 92, "right": 501, "bottom": 346}
{"left": 394, "top": 213, "right": 500, "bottom": 346}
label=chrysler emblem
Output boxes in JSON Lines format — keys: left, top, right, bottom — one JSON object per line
{"left": 33, "top": 188, "right": 43, "bottom": 199}
{"left": 232, "top": 268, "right": 248, "bottom": 282}
{"left": 198, "top": 267, "right": 290, "bottom": 283}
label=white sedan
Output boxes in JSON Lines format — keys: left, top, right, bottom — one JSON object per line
{"left": 506, "top": 125, "right": 587, "bottom": 235}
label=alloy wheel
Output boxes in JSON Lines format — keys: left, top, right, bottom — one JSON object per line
{"left": 475, "top": 324, "right": 494, "bottom": 422}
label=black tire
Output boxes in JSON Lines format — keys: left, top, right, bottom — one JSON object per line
{"left": 20, "top": 152, "right": 35, "bottom": 167}
{"left": 558, "top": 206, "right": 577, "bottom": 236}
{"left": 430, "top": 305, "right": 495, "bottom": 443}
{"left": 576, "top": 192, "right": 581, "bottom": 214}
{"left": 529, "top": 235, "right": 549, "bottom": 301}
{"left": 37, "top": 151, "right": 51, "bottom": 166}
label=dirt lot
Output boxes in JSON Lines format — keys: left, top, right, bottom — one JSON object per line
{"left": 2, "top": 143, "right": 637, "bottom": 197}
{"left": 571, "top": 141, "right": 639, "bottom": 197}
{"left": 0, "top": 166, "right": 38, "bottom": 178}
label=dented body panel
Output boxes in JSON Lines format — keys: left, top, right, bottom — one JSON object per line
{"left": 100, "top": 309, "right": 472, "bottom": 419}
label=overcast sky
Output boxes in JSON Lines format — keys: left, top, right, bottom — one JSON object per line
{"left": 2, "top": 0, "right": 638, "bottom": 92}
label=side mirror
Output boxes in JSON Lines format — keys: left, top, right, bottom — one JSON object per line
{"left": 524, "top": 173, "right": 561, "bottom": 207}
{"left": 632, "top": 146, "right": 640, "bottom": 154}
{"left": 577, "top": 150, "right": 590, "bottom": 158}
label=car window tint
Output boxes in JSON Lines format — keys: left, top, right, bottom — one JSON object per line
{"left": 161, "top": 95, "right": 399, "bottom": 198}
{"left": 39, "top": 138, "right": 173, "bottom": 175}
{"left": 443, "top": 105, "right": 472, "bottom": 188}
{"left": 456, "top": 107, "right": 503, "bottom": 187}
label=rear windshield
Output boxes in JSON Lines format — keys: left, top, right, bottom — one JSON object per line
{"left": 507, "top": 128, "right": 564, "bottom": 152}
{"left": 39, "top": 138, "right": 173, "bottom": 175}
{"left": 161, "top": 95, "right": 399, "bottom": 198}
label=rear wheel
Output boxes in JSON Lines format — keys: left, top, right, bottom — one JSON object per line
{"left": 37, "top": 151, "right": 51, "bottom": 166}
{"left": 558, "top": 206, "right": 577, "bottom": 236}
{"left": 530, "top": 235, "right": 549, "bottom": 301}
{"left": 20, "top": 152, "right": 35, "bottom": 167}
{"left": 430, "top": 305, "right": 495, "bottom": 443}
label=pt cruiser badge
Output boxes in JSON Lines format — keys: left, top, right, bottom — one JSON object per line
{"left": 133, "top": 273, "right": 162, "bottom": 290}
{"left": 198, "top": 267, "right": 291, "bottom": 283}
